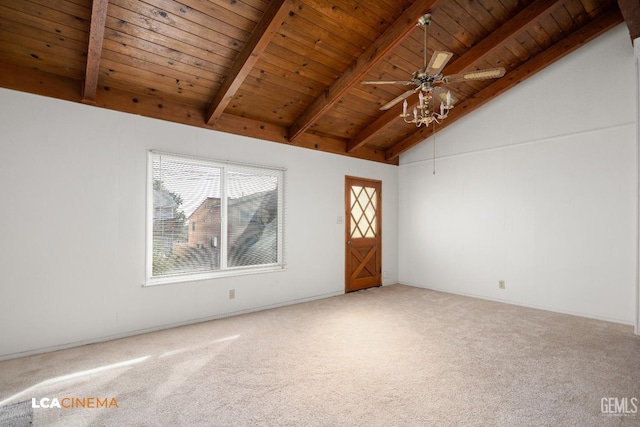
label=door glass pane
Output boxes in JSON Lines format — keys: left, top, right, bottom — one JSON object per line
{"left": 350, "top": 185, "right": 376, "bottom": 239}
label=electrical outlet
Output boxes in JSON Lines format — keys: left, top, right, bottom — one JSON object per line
{"left": 498, "top": 280, "right": 505, "bottom": 290}
{"left": 229, "top": 289, "right": 235, "bottom": 299}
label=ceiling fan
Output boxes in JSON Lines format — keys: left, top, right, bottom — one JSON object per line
{"left": 361, "top": 13, "right": 506, "bottom": 126}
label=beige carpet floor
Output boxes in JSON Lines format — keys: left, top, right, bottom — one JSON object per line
{"left": 0, "top": 284, "right": 639, "bottom": 426}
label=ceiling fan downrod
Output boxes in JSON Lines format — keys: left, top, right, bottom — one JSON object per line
{"left": 418, "top": 14, "right": 432, "bottom": 70}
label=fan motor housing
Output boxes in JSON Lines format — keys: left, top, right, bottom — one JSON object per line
{"left": 412, "top": 68, "right": 442, "bottom": 89}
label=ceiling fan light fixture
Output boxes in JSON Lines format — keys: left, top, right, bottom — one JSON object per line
{"left": 434, "top": 89, "right": 455, "bottom": 106}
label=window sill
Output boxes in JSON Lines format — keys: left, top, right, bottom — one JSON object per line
{"left": 144, "top": 264, "right": 286, "bottom": 287}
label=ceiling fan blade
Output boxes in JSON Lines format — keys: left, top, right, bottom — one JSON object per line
{"left": 380, "top": 87, "right": 419, "bottom": 111}
{"left": 426, "top": 51, "right": 454, "bottom": 75}
{"left": 361, "top": 80, "right": 414, "bottom": 85}
{"left": 444, "top": 67, "right": 506, "bottom": 83}
{"left": 433, "top": 87, "right": 458, "bottom": 106}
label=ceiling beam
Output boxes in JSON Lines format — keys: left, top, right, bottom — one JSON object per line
{"left": 617, "top": 0, "right": 640, "bottom": 41}
{"left": 214, "top": 114, "right": 395, "bottom": 164}
{"left": 205, "top": 0, "right": 292, "bottom": 126}
{"left": 81, "top": 0, "right": 109, "bottom": 104}
{"left": 384, "top": 6, "right": 624, "bottom": 161}
{"left": 0, "top": 60, "right": 394, "bottom": 164}
{"left": 346, "top": 0, "right": 563, "bottom": 153}
{"left": 0, "top": 61, "right": 81, "bottom": 102}
{"left": 287, "top": 0, "right": 440, "bottom": 142}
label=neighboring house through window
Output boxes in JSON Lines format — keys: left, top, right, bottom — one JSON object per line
{"left": 147, "top": 151, "right": 285, "bottom": 285}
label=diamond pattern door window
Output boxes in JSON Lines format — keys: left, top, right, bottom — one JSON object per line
{"left": 350, "top": 185, "right": 377, "bottom": 238}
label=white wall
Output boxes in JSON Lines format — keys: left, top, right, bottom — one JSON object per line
{"left": 0, "top": 90, "right": 398, "bottom": 359}
{"left": 399, "top": 24, "right": 638, "bottom": 325}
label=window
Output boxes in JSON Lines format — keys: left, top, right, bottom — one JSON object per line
{"left": 147, "top": 151, "right": 285, "bottom": 285}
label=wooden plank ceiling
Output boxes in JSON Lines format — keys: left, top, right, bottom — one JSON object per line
{"left": 0, "top": 0, "right": 630, "bottom": 164}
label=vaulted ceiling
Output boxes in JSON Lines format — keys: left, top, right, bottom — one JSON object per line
{"left": 0, "top": 0, "right": 635, "bottom": 164}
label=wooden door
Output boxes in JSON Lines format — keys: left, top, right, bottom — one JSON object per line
{"left": 345, "top": 176, "right": 382, "bottom": 292}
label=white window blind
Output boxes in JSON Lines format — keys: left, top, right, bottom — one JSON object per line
{"left": 147, "top": 151, "right": 285, "bottom": 285}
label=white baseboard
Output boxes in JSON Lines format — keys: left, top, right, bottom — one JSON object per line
{"left": 399, "top": 281, "right": 636, "bottom": 327}
{"left": 0, "top": 290, "right": 344, "bottom": 362}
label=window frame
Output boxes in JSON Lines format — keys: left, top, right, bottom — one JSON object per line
{"left": 145, "top": 151, "right": 286, "bottom": 287}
